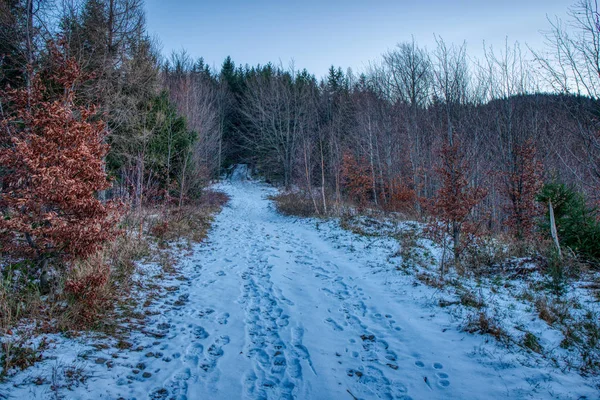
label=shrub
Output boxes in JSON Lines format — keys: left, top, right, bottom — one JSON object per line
{"left": 150, "top": 221, "right": 170, "bottom": 242}
{"left": 427, "top": 137, "right": 487, "bottom": 274}
{"left": 386, "top": 177, "right": 417, "bottom": 214}
{"left": 341, "top": 152, "right": 374, "bottom": 207}
{"left": 502, "top": 139, "right": 543, "bottom": 245}
{"left": 270, "top": 192, "right": 321, "bottom": 218}
{"left": 535, "top": 297, "right": 558, "bottom": 325}
{"left": 62, "top": 254, "right": 111, "bottom": 329}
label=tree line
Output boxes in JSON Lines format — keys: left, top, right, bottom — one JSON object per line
{"left": 1, "top": 0, "right": 600, "bottom": 270}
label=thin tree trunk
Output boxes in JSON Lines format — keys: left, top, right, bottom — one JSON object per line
{"left": 303, "top": 140, "right": 319, "bottom": 215}
{"left": 320, "top": 140, "right": 328, "bottom": 214}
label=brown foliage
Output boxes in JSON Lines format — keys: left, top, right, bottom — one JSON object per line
{"left": 427, "top": 137, "right": 487, "bottom": 270}
{"left": 503, "top": 139, "right": 544, "bottom": 242}
{"left": 270, "top": 191, "right": 321, "bottom": 218}
{"left": 150, "top": 220, "right": 170, "bottom": 242}
{"left": 341, "top": 152, "right": 374, "bottom": 207}
{"left": 0, "top": 41, "right": 121, "bottom": 266}
{"left": 464, "top": 311, "right": 507, "bottom": 341}
{"left": 63, "top": 254, "right": 111, "bottom": 328}
{"left": 386, "top": 177, "right": 417, "bottom": 213}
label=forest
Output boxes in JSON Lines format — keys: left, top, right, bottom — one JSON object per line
{"left": 1, "top": 0, "right": 600, "bottom": 396}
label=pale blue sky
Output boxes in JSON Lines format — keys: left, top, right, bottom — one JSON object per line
{"left": 145, "top": 0, "right": 573, "bottom": 78}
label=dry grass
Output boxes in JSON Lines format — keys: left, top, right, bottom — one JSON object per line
{"left": 522, "top": 332, "right": 543, "bottom": 353}
{"left": 149, "top": 190, "right": 230, "bottom": 245}
{"left": 0, "top": 263, "right": 44, "bottom": 333}
{"left": 415, "top": 271, "right": 445, "bottom": 289}
{"left": 535, "top": 297, "right": 558, "bottom": 326}
{"left": 464, "top": 311, "right": 508, "bottom": 341}
{"left": 459, "top": 291, "right": 485, "bottom": 309}
{"left": 1, "top": 337, "right": 48, "bottom": 377}
{"left": 269, "top": 192, "right": 323, "bottom": 218}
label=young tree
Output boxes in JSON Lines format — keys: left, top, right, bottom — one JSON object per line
{"left": 341, "top": 152, "right": 374, "bottom": 208}
{"left": 503, "top": 139, "right": 543, "bottom": 244}
{"left": 0, "top": 42, "right": 121, "bottom": 269}
{"left": 428, "top": 137, "right": 487, "bottom": 273}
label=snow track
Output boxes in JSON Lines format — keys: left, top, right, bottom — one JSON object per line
{"left": 4, "top": 180, "right": 597, "bottom": 399}
{"left": 158, "top": 180, "right": 457, "bottom": 400}
{"left": 140, "top": 181, "right": 597, "bottom": 399}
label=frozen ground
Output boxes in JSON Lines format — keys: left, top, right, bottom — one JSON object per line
{"left": 1, "top": 179, "right": 598, "bottom": 399}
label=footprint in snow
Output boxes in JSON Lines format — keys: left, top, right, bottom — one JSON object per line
{"left": 197, "top": 308, "right": 215, "bottom": 318}
{"left": 216, "top": 312, "right": 230, "bottom": 325}
{"left": 193, "top": 326, "right": 209, "bottom": 340}
{"left": 184, "top": 343, "right": 203, "bottom": 366}
{"left": 325, "top": 317, "right": 344, "bottom": 331}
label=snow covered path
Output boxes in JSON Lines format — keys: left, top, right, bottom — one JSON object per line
{"left": 4, "top": 180, "right": 596, "bottom": 399}
{"left": 162, "top": 181, "right": 446, "bottom": 400}
{"left": 127, "top": 180, "right": 592, "bottom": 400}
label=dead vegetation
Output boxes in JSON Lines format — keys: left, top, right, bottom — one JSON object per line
{"left": 269, "top": 191, "right": 324, "bottom": 218}
{"left": 464, "top": 312, "right": 508, "bottom": 342}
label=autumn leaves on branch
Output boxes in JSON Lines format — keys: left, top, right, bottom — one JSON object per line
{"left": 0, "top": 41, "right": 121, "bottom": 268}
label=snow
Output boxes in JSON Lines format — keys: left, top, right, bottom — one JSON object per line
{"left": 1, "top": 179, "right": 598, "bottom": 399}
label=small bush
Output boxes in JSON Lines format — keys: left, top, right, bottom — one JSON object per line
{"left": 62, "top": 254, "right": 111, "bottom": 330}
{"left": 535, "top": 297, "right": 558, "bottom": 325}
{"left": 341, "top": 152, "right": 374, "bottom": 207}
{"left": 464, "top": 311, "right": 507, "bottom": 341}
{"left": 150, "top": 221, "right": 170, "bottom": 242}
{"left": 200, "top": 190, "right": 230, "bottom": 208}
{"left": 270, "top": 192, "right": 321, "bottom": 217}
{"left": 385, "top": 178, "right": 417, "bottom": 214}
{"left": 522, "top": 332, "right": 543, "bottom": 353}
{"left": 461, "top": 236, "right": 512, "bottom": 274}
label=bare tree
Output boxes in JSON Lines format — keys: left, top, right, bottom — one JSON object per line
{"left": 532, "top": 0, "right": 600, "bottom": 200}
{"left": 382, "top": 39, "right": 432, "bottom": 206}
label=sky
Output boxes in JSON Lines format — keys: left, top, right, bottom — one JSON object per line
{"left": 144, "top": 0, "right": 574, "bottom": 79}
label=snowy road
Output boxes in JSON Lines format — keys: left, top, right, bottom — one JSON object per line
{"left": 130, "top": 180, "right": 591, "bottom": 400}
{"left": 6, "top": 180, "right": 596, "bottom": 399}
